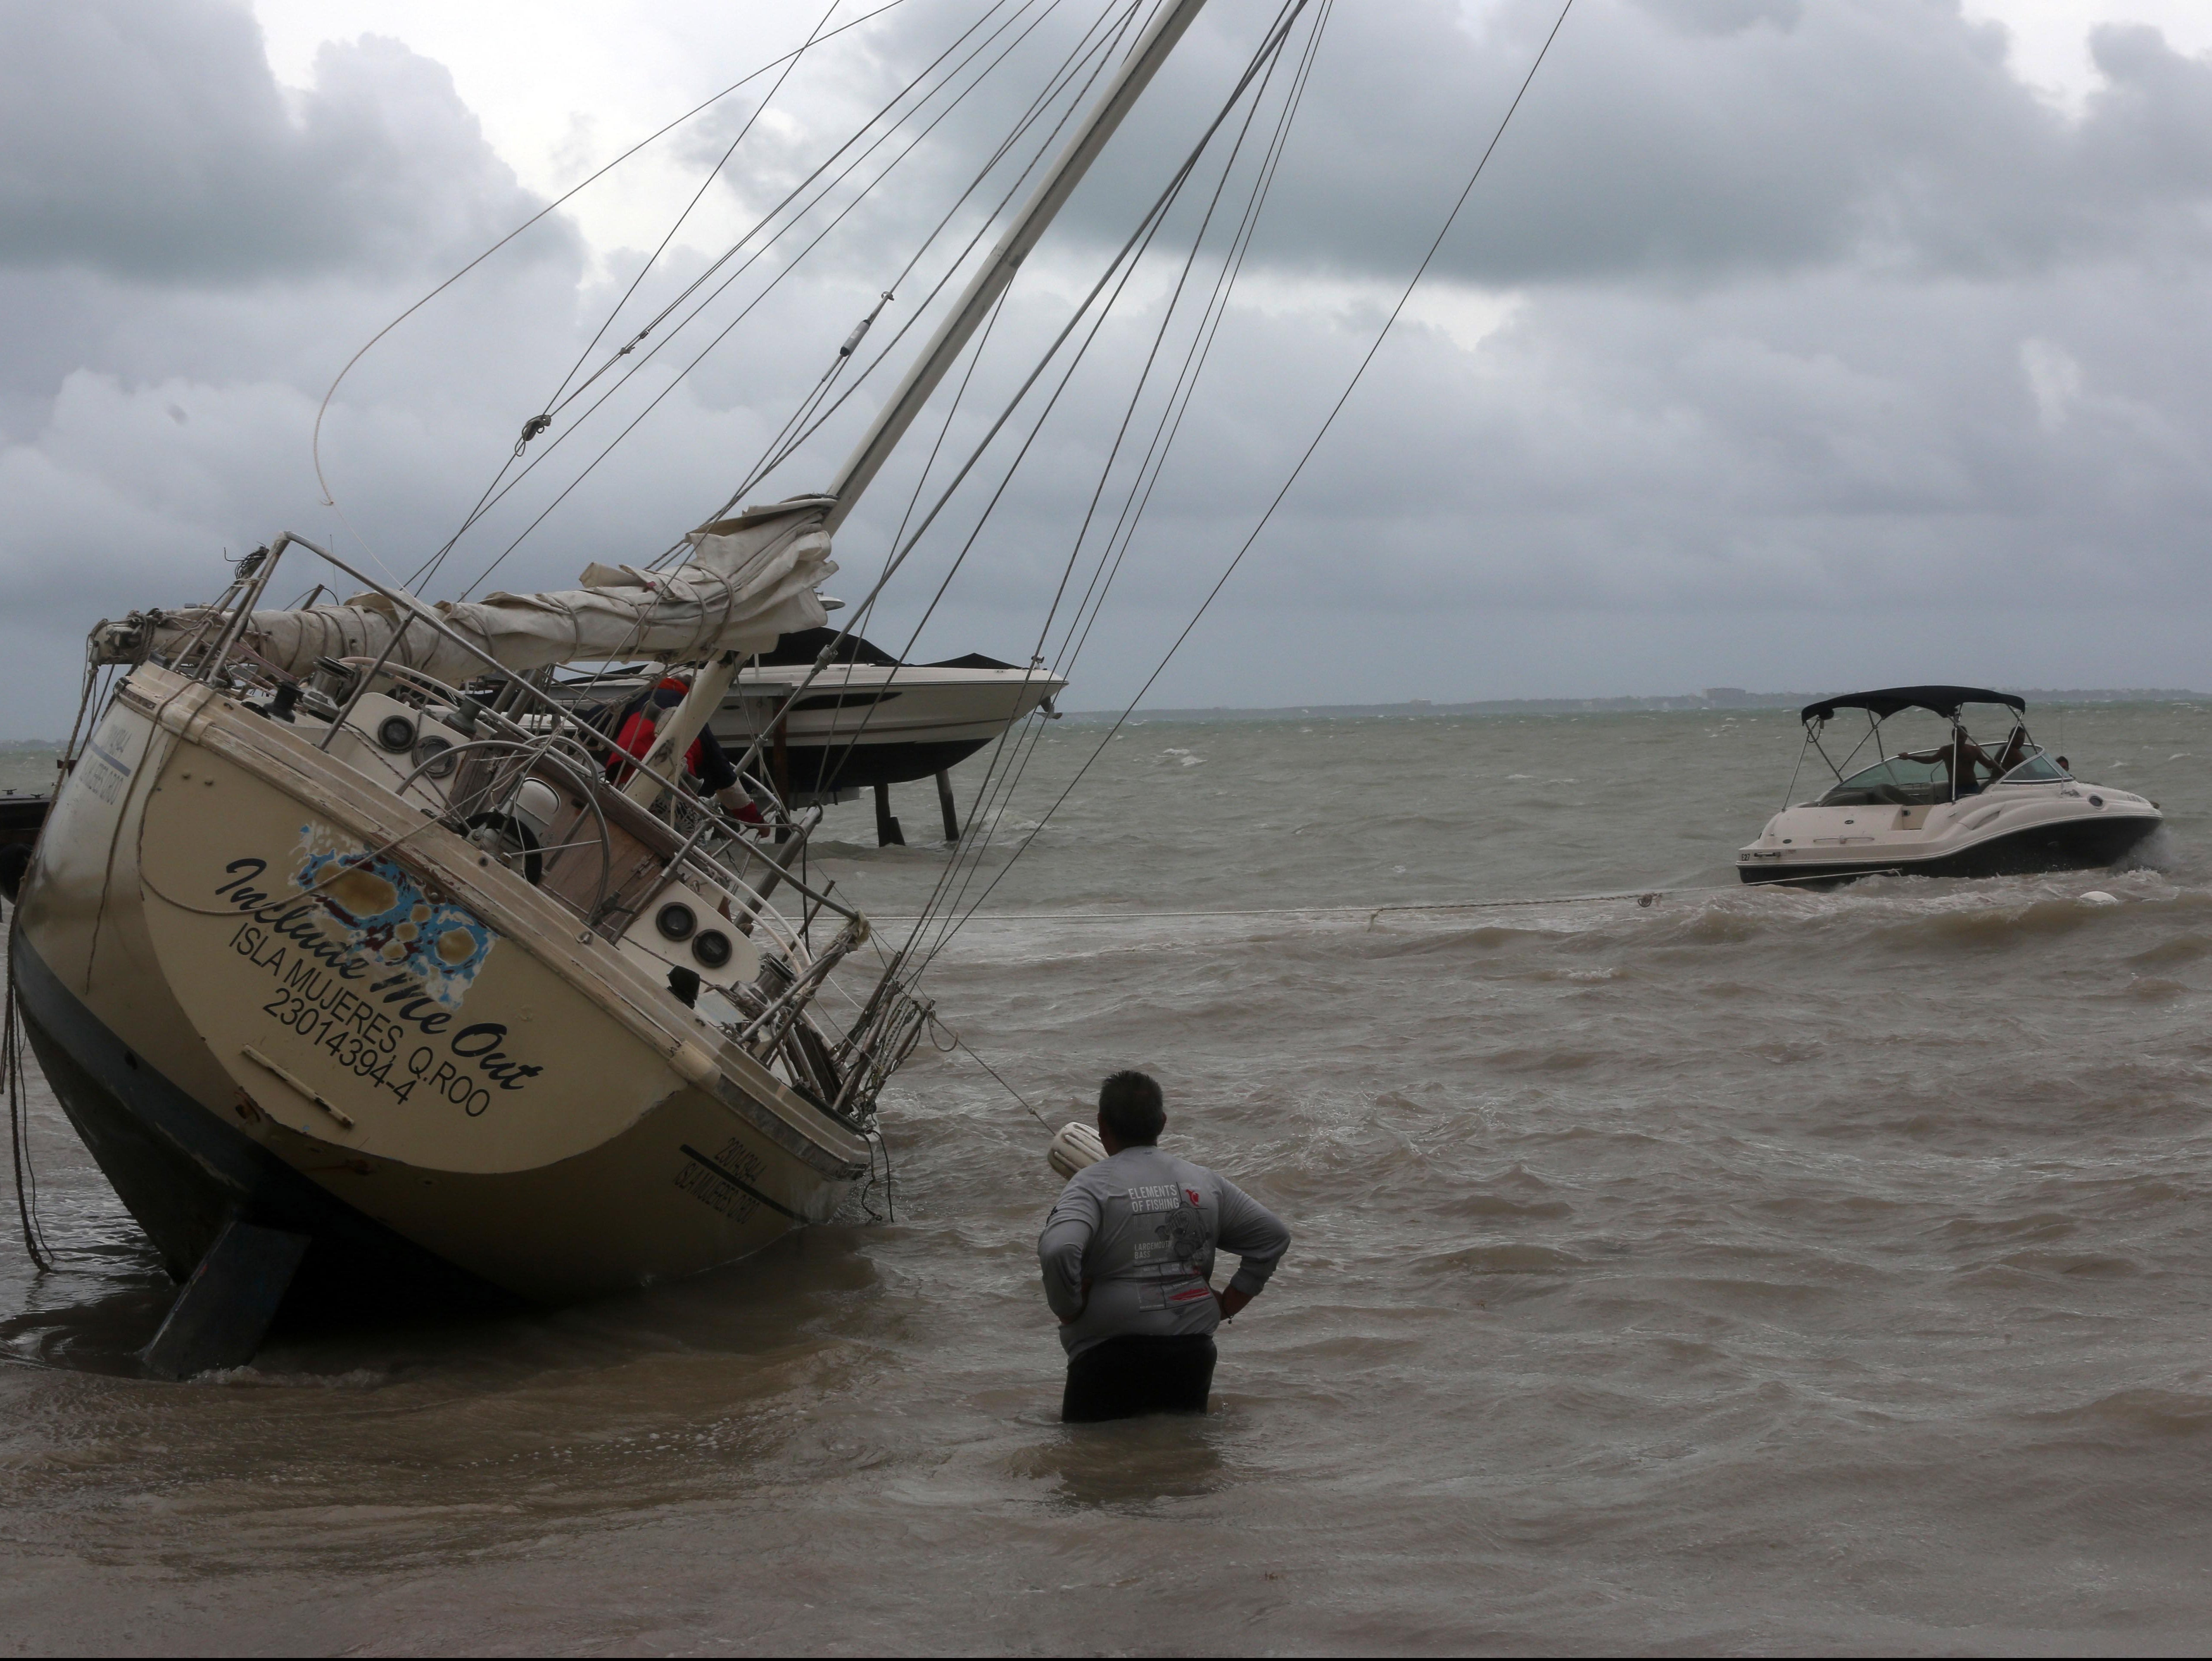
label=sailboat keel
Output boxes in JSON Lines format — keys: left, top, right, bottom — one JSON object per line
{"left": 141, "top": 1218, "right": 310, "bottom": 1379}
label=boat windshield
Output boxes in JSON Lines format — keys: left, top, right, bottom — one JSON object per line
{"left": 1815, "top": 755, "right": 1952, "bottom": 806}
{"left": 1996, "top": 747, "right": 2069, "bottom": 783}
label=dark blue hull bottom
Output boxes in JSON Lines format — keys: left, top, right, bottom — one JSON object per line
{"left": 718, "top": 736, "right": 993, "bottom": 794}
{"left": 1738, "top": 813, "right": 2162, "bottom": 886}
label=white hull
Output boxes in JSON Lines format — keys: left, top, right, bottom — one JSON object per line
{"left": 1739, "top": 779, "right": 2161, "bottom": 883}
{"left": 712, "top": 663, "right": 1067, "bottom": 794}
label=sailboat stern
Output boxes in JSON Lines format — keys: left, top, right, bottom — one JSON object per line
{"left": 14, "top": 663, "right": 870, "bottom": 1308}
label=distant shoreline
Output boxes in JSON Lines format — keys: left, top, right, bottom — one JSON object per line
{"left": 1062, "top": 688, "right": 2210, "bottom": 723}
{"left": 5, "top": 688, "right": 2203, "bottom": 747}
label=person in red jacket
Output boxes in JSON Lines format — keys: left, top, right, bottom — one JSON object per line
{"left": 605, "top": 676, "right": 762, "bottom": 826}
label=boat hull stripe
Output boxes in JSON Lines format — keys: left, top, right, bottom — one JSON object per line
{"left": 678, "top": 1143, "right": 809, "bottom": 1222}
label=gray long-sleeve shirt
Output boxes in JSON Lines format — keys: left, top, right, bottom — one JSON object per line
{"left": 1038, "top": 1145, "right": 1291, "bottom": 1358}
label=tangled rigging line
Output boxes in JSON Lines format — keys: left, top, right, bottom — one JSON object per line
{"left": 5, "top": 964, "right": 55, "bottom": 1273}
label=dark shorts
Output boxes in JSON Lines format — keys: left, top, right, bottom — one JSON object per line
{"left": 1061, "top": 1333, "right": 1218, "bottom": 1424}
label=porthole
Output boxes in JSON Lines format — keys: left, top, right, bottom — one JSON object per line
{"left": 692, "top": 929, "right": 733, "bottom": 970}
{"left": 413, "top": 736, "right": 456, "bottom": 779}
{"left": 655, "top": 902, "right": 698, "bottom": 943}
{"left": 377, "top": 714, "right": 417, "bottom": 752}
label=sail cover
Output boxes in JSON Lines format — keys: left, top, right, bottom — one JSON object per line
{"left": 93, "top": 499, "right": 836, "bottom": 684}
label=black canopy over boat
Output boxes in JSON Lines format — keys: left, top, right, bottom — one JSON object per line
{"left": 1801, "top": 685, "right": 2025, "bottom": 724}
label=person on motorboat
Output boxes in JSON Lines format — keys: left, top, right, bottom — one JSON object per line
{"left": 1897, "top": 731, "right": 1998, "bottom": 796}
{"left": 605, "top": 675, "right": 764, "bottom": 826}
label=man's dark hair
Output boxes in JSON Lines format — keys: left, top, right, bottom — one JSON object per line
{"left": 1098, "top": 1070, "right": 1165, "bottom": 1145}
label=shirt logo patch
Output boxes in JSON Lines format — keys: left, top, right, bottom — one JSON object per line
{"left": 1126, "top": 1182, "right": 1180, "bottom": 1215}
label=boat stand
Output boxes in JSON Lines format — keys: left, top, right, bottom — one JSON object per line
{"left": 934, "top": 770, "right": 959, "bottom": 843}
{"left": 873, "top": 782, "right": 905, "bottom": 847}
{"left": 868, "top": 775, "right": 958, "bottom": 847}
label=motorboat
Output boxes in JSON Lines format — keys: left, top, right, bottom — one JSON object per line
{"left": 0, "top": 789, "right": 48, "bottom": 853}
{"left": 716, "top": 630, "right": 1064, "bottom": 798}
{"left": 556, "top": 628, "right": 1066, "bottom": 840}
{"left": 1737, "top": 686, "right": 2161, "bottom": 885}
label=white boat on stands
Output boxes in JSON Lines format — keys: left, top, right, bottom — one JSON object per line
{"left": 1737, "top": 685, "right": 2161, "bottom": 885}
{"left": 560, "top": 629, "right": 1066, "bottom": 842}
{"left": 718, "top": 630, "right": 1065, "bottom": 799}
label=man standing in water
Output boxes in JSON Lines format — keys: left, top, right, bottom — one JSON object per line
{"left": 1038, "top": 1070, "right": 1291, "bottom": 1423}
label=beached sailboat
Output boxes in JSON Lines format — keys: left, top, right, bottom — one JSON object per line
{"left": 5, "top": 0, "right": 1231, "bottom": 1371}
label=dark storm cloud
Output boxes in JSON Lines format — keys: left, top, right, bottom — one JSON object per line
{"left": 0, "top": 0, "right": 606, "bottom": 731}
{"left": 0, "top": 0, "right": 555, "bottom": 279}
{"left": 1044, "top": 0, "right": 2212, "bottom": 284}
{"left": 2, "top": 0, "right": 2210, "bottom": 732}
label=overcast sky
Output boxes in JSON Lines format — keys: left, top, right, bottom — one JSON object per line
{"left": 3, "top": 0, "right": 2210, "bottom": 732}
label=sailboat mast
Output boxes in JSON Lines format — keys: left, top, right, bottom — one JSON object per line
{"left": 820, "top": 0, "right": 1212, "bottom": 531}
{"left": 627, "top": 0, "right": 1212, "bottom": 807}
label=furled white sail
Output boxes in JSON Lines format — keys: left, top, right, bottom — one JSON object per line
{"left": 93, "top": 499, "right": 835, "bottom": 684}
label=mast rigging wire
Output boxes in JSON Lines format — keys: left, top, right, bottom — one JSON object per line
{"left": 891, "top": 0, "right": 1329, "bottom": 971}
{"left": 418, "top": 0, "right": 1066, "bottom": 592}
{"left": 311, "top": 0, "right": 914, "bottom": 539}
{"left": 1050, "top": 0, "right": 1323, "bottom": 682}
{"left": 413, "top": 0, "right": 850, "bottom": 591}
{"left": 538, "top": 0, "right": 845, "bottom": 426}
{"left": 700, "top": 0, "right": 1313, "bottom": 826}
{"left": 690, "top": 2, "right": 1148, "bottom": 532}
{"left": 915, "top": 0, "right": 1581, "bottom": 966}
{"left": 760, "top": 0, "right": 1311, "bottom": 699}
{"left": 720, "top": 0, "right": 1316, "bottom": 1034}
{"left": 798, "top": 0, "right": 1320, "bottom": 877}
{"left": 441, "top": 0, "right": 1142, "bottom": 601}
{"left": 465, "top": 0, "right": 1299, "bottom": 830}
{"left": 696, "top": 0, "right": 1144, "bottom": 527}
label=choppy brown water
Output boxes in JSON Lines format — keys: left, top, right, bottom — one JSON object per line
{"left": 3, "top": 705, "right": 2210, "bottom": 1655}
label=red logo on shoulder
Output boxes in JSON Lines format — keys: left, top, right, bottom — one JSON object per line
{"left": 1185, "top": 1188, "right": 1201, "bottom": 1207}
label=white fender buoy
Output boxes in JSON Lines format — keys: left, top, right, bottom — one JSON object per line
{"left": 1048, "top": 1121, "right": 1106, "bottom": 1179}
{"left": 2080, "top": 890, "right": 2119, "bottom": 906}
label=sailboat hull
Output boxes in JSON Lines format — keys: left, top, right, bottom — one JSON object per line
{"left": 11, "top": 665, "right": 871, "bottom": 1308}
{"left": 11, "top": 930, "right": 509, "bottom": 1307}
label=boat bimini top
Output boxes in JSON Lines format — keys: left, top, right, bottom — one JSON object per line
{"left": 1791, "top": 687, "right": 2048, "bottom": 809}
{"left": 1737, "top": 686, "right": 2160, "bottom": 883}
{"left": 1800, "top": 685, "right": 2024, "bottom": 725}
